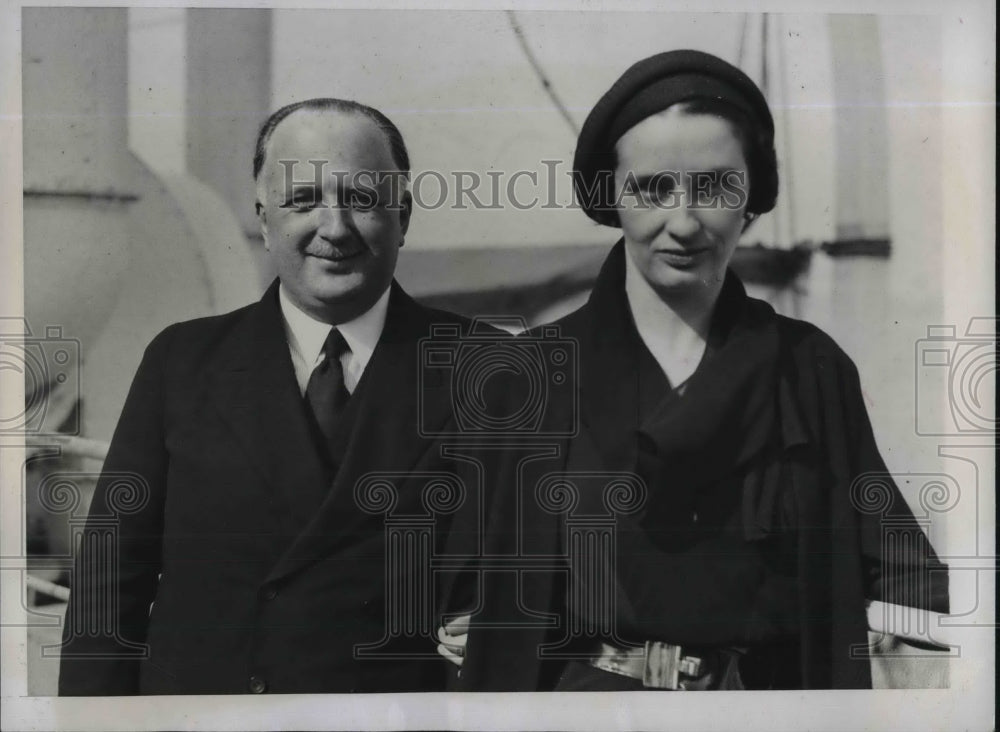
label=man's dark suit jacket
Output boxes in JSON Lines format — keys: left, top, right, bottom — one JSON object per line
{"left": 58, "top": 280, "right": 477, "bottom": 695}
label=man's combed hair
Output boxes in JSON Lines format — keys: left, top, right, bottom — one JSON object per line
{"left": 252, "top": 98, "right": 411, "bottom": 180}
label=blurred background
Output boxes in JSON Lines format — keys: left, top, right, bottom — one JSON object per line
{"left": 14, "top": 6, "right": 994, "bottom": 694}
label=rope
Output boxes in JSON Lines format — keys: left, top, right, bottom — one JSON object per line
{"left": 506, "top": 10, "right": 579, "bottom": 136}
{"left": 761, "top": 13, "right": 770, "bottom": 98}
{"left": 775, "top": 14, "right": 798, "bottom": 245}
{"left": 736, "top": 13, "right": 749, "bottom": 68}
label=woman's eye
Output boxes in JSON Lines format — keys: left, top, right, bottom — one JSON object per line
{"left": 636, "top": 175, "right": 678, "bottom": 204}
{"left": 653, "top": 180, "right": 677, "bottom": 201}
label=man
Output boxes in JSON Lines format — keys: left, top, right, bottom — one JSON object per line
{"left": 59, "top": 98, "right": 483, "bottom": 694}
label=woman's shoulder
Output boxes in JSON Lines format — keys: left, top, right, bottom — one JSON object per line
{"left": 763, "top": 311, "right": 872, "bottom": 435}
{"left": 768, "top": 310, "right": 859, "bottom": 376}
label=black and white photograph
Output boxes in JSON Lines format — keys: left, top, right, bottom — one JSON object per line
{"left": 0, "top": 0, "right": 994, "bottom": 730}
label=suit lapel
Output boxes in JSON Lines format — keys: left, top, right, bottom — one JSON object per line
{"left": 203, "top": 280, "right": 329, "bottom": 535}
{"left": 265, "top": 282, "right": 453, "bottom": 583}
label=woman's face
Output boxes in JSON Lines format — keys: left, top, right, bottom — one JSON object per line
{"left": 614, "top": 105, "right": 750, "bottom": 299}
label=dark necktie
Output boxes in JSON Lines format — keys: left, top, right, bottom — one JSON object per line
{"left": 305, "top": 328, "right": 351, "bottom": 452}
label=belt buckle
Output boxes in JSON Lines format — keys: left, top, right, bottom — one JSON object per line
{"left": 642, "top": 641, "right": 681, "bottom": 689}
{"left": 642, "top": 641, "right": 703, "bottom": 689}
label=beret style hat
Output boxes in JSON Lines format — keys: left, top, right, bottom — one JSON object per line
{"left": 573, "top": 49, "right": 778, "bottom": 227}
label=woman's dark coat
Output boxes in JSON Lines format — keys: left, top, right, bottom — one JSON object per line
{"left": 450, "top": 243, "right": 947, "bottom": 690}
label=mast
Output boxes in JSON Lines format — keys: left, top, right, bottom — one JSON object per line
{"left": 824, "top": 15, "right": 892, "bottom": 257}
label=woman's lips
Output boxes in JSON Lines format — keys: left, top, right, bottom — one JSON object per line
{"left": 654, "top": 247, "right": 710, "bottom": 268}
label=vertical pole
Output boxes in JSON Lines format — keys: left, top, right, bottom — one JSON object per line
{"left": 185, "top": 9, "right": 272, "bottom": 240}
{"left": 827, "top": 15, "right": 891, "bottom": 242}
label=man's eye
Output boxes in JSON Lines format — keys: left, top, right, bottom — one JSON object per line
{"left": 347, "top": 189, "right": 379, "bottom": 212}
{"left": 282, "top": 191, "right": 321, "bottom": 210}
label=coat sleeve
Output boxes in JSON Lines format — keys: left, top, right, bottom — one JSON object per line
{"left": 838, "top": 353, "right": 950, "bottom": 617}
{"left": 57, "top": 326, "right": 173, "bottom": 695}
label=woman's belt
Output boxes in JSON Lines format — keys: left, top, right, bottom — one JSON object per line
{"left": 585, "top": 640, "right": 745, "bottom": 690}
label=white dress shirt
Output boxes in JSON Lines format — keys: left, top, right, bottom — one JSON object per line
{"left": 278, "top": 284, "right": 390, "bottom": 396}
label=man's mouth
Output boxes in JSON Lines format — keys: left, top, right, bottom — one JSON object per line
{"left": 306, "top": 247, "right": 364, "bottom": 263}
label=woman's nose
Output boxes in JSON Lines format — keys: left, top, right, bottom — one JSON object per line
{"left": 663, "top": 191, "right": 702, "bottom": 240}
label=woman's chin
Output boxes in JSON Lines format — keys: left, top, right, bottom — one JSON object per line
{"left": 648, "top": 263, "right": 721, "bottom": 295}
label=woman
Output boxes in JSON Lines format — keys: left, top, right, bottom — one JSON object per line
{"left": 439, "top": 49, "right": 947, "bottom": 690}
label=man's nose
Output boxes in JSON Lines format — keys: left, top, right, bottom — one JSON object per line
{"left": 316, "top": 200, "right": 352, "bottom": 240}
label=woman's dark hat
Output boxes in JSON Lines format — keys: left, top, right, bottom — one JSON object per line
{"left": 573, "top": 49, "right": 777, "bottom": 227}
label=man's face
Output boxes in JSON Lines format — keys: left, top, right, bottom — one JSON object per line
{"left": 256, "top": 110, "right": 411, "bottom": 324}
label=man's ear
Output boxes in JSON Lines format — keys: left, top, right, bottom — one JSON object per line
{"left": 398, "top": 189, "right": 412, "bottom": 246}
{"left": 255, "top": 200, "right": 269, "bottom": 248}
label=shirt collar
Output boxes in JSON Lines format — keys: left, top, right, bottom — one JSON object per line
{"left": 278, "top": 283, "right": 390, "bottom": 369}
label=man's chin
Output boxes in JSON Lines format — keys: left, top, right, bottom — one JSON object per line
{"left": 298, "top": 277, "right": 388, "bottom": 322}
{"left": 303, "top": 264, "right": 365, "bottom": 293}
{"left": 306, "top": 251, "right": 366, "bottom": 273}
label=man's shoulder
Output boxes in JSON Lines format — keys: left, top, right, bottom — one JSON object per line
{"left": 405, "top": 297, "right": 510, "bottom": 339}
{"left": 141, "top": 298, "right": 264, "bottom": 366}
{"left": 171, "top": 300, "right": 259, "bottom": 334}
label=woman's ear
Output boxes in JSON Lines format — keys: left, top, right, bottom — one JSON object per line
{"left": 741, "top": 211, "right": 759, "bottom": 234}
